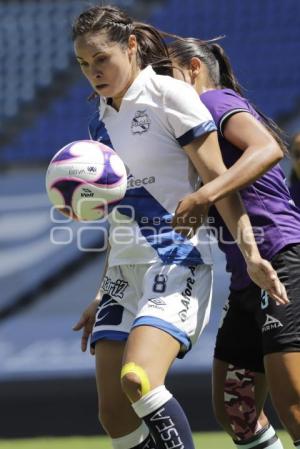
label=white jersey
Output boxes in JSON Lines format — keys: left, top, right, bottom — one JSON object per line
{"left": 89, "top": 66, "right": 216, "bottom": 267}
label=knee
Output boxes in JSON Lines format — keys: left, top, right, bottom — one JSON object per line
{"left": 121, "top": 371, "right": 143, "bottom": 403}
{"left": 272, "top": 398, "right": 300, "bottom": 437}
{"left": 121, "top": 362, "right": 151, "bottom": 403}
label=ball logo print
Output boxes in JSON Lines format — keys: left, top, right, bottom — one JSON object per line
{"left": 45, "top": 140, "right": 127, "bottom": 221}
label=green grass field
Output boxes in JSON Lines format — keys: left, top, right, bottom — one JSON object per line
{"left": 0, "top": 431, "right": 294, "bottom": 449}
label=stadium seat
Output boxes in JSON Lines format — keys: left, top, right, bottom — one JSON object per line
{"left": 1, "top": 0, "right": 300, "bottom": 162}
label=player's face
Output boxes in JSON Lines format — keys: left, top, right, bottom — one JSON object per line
{"left": 74, "top": 31, "right": 137, "bottom": 101}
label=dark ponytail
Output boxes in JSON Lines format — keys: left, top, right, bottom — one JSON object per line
{"left": 168, "top": 37, "right": 243, "bottom": 93}
{"left": 169, "top": 37, "right": 287, "bottom": 154}
{"left": 72, "top": 5, "right": 172, "bottom": 76}
{"left": 131, "top": 22, "right": 172, "bottom": 75}
{"left": 209, "top": 43, "right": 243, "bottom": 95}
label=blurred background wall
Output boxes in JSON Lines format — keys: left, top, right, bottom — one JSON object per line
{"left": 0, "top": 0, "right": 299, "bottom": 438}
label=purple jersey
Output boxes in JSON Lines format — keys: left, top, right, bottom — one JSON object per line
{"left": 201, "top": 89, "right": 300, "bottom": 290}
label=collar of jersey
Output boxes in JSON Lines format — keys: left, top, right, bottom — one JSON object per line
{"left": 98, "top": 65, "right": 154, "bottom": 119}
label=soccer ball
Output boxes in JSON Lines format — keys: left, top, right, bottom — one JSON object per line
{"left": 46, "top": 140, "right": 127, "bottom": 221}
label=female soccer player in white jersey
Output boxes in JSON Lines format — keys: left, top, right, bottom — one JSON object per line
{"left": 169, "top": 38, "right": 300, "bottom": 449}
{"left": 72, "top": 6, "right": 287, "bottom": 449}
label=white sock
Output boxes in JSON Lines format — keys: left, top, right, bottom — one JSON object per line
{"left": 234, "top": 425, "right": 283, "bottom": 449}
{"left": 111, "top": 422, "right": 151, "bottom": 449}
{"left": 294, "top": 439, "right": 300, "bottom": 448}
{"left": 132, "top": 385, "right": 172, "bottom": 418}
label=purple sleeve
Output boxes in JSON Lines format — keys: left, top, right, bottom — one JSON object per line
{"left": 200, "top": 89, "right": 252, "bottom": 136}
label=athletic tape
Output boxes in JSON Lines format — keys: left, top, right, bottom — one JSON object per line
{"left": 121, "top": 362, "right": 151, "bottom": 397}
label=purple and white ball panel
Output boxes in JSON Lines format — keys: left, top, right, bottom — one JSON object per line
{"left": 46, "top": 140, "right": 127, "bottom": 221}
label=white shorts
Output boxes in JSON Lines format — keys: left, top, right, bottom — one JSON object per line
{"left": 91, "top": 261, "right": 213, "bottom": 357}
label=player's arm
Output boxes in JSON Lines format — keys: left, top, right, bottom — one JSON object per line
{"left": 194, "top": 113, "right": 284, "bottom": 204}
{"left": 173, "top": 131, "right": 288, "bottom": 303}
{"left": 73, "top": 243, "right": 110, "bottom": 354}
{"left": 163, "top": 79, "right": 286, "bottom": 299}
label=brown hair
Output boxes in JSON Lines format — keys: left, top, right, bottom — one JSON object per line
{"left": 169, "top": 37, "right": 287, "bottom": 154}
{"left": 72, "top": 5, "right": 172, "bottom": 75}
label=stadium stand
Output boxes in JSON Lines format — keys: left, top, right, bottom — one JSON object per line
{"left": 1, "top": 0, "right": 300, "bottom": 164}
{"left": 151, "top": 0, "right": 300, "bottom": 118}
{"left": 0, "top": 0, "right": 299, "bottom": 437}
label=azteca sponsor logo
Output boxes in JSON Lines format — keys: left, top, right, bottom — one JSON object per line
{"left": 127, "top": 175, "right": 156, "bottom": 189}
{"left": 81, "top": 188, "right": 94, "bottom": 198}
{"left": 262, "top": 314, "right": 283, "bottom": 333}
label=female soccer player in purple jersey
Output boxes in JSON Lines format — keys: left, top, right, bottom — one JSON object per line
{"left": 71, "top": 6, "right": 287, "bottom": 449}
{"left": 170, "top": 38, "right": 300, "bottom": 449}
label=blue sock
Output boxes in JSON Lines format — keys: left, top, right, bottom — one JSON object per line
{"left": 133, "top": 385, "right": 194, "bottom": 449}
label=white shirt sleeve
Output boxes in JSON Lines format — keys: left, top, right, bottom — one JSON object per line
{"left": 163, "top": 79, "right": 216, "bottom": 146}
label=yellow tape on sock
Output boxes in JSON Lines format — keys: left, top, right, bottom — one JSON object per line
{"left": 121, "top": 362, "right": 151, "bottom": 397}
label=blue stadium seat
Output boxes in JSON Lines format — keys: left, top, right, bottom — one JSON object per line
{"left": 1, "top": 0, "right": 300, "bottom": 163}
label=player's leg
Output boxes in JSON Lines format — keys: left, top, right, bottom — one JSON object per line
{"left": 121, "top": 263, "right": 213, "bottom": 449}
{"left": 262, "top": 244, "right": 300, "bottom": 445}
{"left": 122, "top": 326, "right": 193, "bottom": 449}
{"left": 212, "top": 359, "right": 268, "bottom": 438}
{"left": 265, "top": 352, "right": 300, "bottom": 442}
{"left": 212, "top": 285, "right": 283, "bottom": 449}
{"left": 92, "top": 266, "right": 156, "bottom": 449}
{"left": 95, "top": 340, "right": 142, "bottom": 436}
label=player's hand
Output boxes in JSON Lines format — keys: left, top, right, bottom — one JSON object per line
{"left": 246, "top": 257, "right": 289, "bottom": 305}
{"left": 172, "top": 192, "right": 209, "bottom": 238}
{"left": 72, "top": 298, "right": 100, "bottom": 355}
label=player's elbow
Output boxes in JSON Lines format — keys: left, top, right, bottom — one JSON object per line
{"left": 265, "top": 140, "right": 284, "bottom": 164}
{"left": 246, "top": 140, "right": 284, "bottom": 172}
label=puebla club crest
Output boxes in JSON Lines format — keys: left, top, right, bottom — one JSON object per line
{"left": 131, "top": 110, "right": 151, "bottom": 134}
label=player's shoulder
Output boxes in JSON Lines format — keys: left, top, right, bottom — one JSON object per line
{"left": 148, "top": 70, "right": 198, "bottom": 100}
{"left": 152, "top": 72, "right": 189, "bottom": 89}
{"left": 200, "top": 88, "right": 250, "bottom": 126}
{"left": 201, "top": 88, "right": 248, "bottom": 110}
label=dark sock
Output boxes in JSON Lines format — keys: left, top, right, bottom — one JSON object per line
{"left": 133, "top": 385, "right": 194, "bottom": 449}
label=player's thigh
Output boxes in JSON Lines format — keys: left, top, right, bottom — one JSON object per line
{"left": 95, "top": 340, "right": 127, "bottom": 403}
{"left": 260, "top": 244, "right": 300, "bottom": 356}
{"left": 214, "top": 284, "right": 265, "bottom": 374}
{"left": 122, "top": 263, "right": 212, "bottom": 397}
{"left": 261, "top": 244, "right": 300, "bottom": 408}
{"left": 123, "top": 325, "right": 181, "bottom": 388}
{"left": 134, "top": 263, "right": 213, "bottom": 360}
